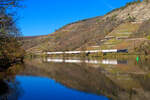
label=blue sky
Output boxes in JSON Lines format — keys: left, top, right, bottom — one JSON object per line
{"left": 19, "top": 0, "right": 133, "bottom": 36}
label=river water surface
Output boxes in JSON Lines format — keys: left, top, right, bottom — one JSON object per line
{"left": 0, "top": 57, "right": 150, "bottom": 100}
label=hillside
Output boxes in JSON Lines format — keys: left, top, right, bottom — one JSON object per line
{"left": 23, "top": 0, "right": 150, "bottom": 54}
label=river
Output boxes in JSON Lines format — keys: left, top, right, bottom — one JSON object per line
{"left": 0, "top": 57, "right": 150, "bottom": 100}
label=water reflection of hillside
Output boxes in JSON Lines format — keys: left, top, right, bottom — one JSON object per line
{"left": 20, "top": 58, "right": 150, "bottom": 100}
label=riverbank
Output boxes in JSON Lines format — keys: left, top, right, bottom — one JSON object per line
{"left": 26, "top": 52, "right": 150, "bottom": 61}
{"left": 0, "top": 57, "right": 24, "bottom": 70}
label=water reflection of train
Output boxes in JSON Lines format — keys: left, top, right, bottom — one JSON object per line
{"left": 43, "top": 58, "right": 128, "bottom": 65}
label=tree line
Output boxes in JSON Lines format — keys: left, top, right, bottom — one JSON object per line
{"left": 0, "top": 0, "right": 25, "bottom": 67}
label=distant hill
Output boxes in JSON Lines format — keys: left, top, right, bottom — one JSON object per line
{"left": 22, "top": 0, "right": 150, "bottom": 54}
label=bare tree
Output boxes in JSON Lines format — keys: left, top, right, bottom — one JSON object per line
{"left": 0, "top": 0, "right": 24, "bottom": 66}
{"left": 0, "top": 0, "right": 23, "bottom": 8}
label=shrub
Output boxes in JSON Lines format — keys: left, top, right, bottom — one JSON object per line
{"left": 127, "top": 15, "right": 136, "bottom": 22}
{"left": 147, "top": 35, "right": 150, "bottom": 40}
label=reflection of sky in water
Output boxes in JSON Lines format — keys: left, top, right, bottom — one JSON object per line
{"left": 16, "top": 76, "right": 109, "bottom": 100}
